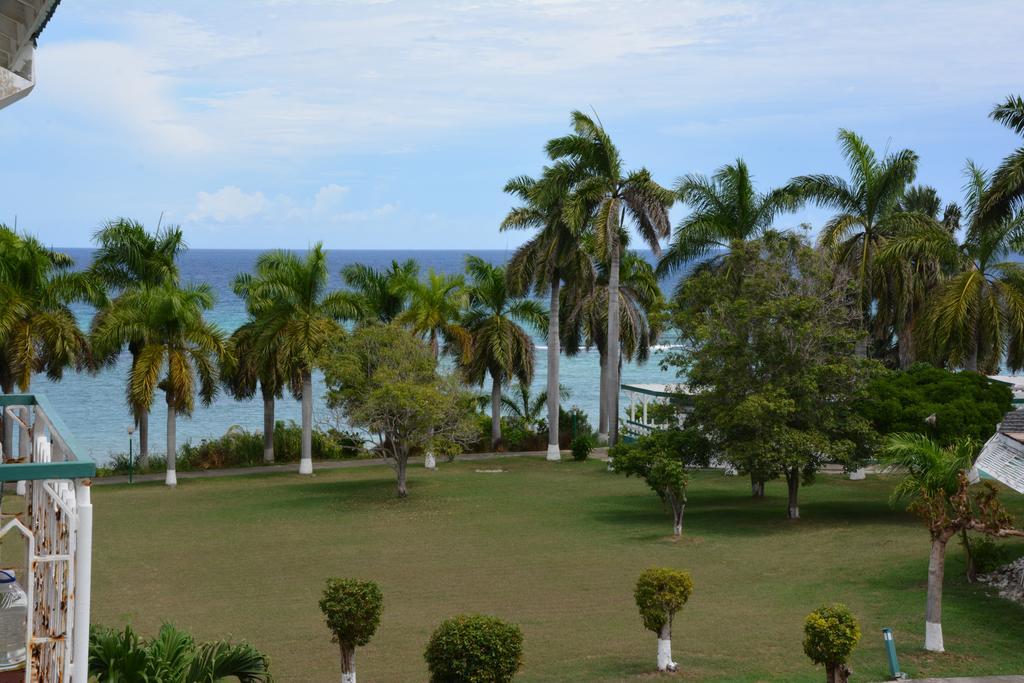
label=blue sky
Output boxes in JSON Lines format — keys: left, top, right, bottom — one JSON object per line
{"left": 2, "top": 0, "right": 1022, "bottom": 249}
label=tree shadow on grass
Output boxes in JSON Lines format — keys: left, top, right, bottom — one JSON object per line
{"left": 259, "top": 476, "right": 414, "bottom": 513}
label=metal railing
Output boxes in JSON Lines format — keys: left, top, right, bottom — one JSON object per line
{"left": 0, "top": 395, "right": 95, "bottom": 682}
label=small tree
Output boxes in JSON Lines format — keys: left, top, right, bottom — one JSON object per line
{"left": 323, "top": 324, "right": 477, "bottom": 497}
{"left": 611, "top": 429, "right": 709, "bottom": 537}
{"left": 803, "top": 604, "right": 860, "bottom": 683}
{"left": 424, "top": 615, "right": 523, "bottom": 683}
{"left": 634, "top": 567, "right": 693, "bottom": 672}
{"left": 318, "top": 578, "right": 384, "bottom": 683}
{"left": 881, "top": 433, "right": 1024, "bottom": 651}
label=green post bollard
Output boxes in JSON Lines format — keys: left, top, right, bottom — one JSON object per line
{"left": 882, "top": 627, "right": 906, "bottom": 680}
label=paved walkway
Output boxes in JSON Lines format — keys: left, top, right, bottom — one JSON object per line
{"left": 93, "top": 449, "right": 557, "bottom": 485}
{"left": 882, "top": 678, "right": 1024, "bottom": 683}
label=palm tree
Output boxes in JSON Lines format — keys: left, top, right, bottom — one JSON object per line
{"left": 980, "top": 95, "right": 1024, "bottom": 226}
{"left": 458, "top": 256, "right": 547, "bottom": 450}
{"left": 397, "top": 269, "right": 468, "bottom": 359}
{"left": 786, "top": 130, "right": 927, "bottom": 354}
{"left": 547, "top": 111, "right": 673, "bottom": 445}
{"left": 339, "top": 259, "right": 419, "bottom": 324}
{"left": 657, "top": 159, "right": 801, "bottom": 291}
{"left": 221, "top": 323, "right": 293, "bottom": 464}
{"left": 562, "top": 249, "right": 664, "bottom": 439}
{"left": 89, "top": 622, "right": 272, "bottom": 681}
{"left": 501, "top": 381, "right": 570, "bottom": 431}
{"left": 0, "top": 226, "right": 96, "bottom": 459}
{"left": 92, "top": 283, "right": 225, "bottom": 486}
{"left": 502, "top": 168, "right": 589, "bottom": 460}
{"left": 90, "top": 218, "right": 185, "bottom": 464}
{"left": 907, "top": 162, "right": 1024, "bottom": 371}
{"left": 232, "top": 245, "right": 355, "bottom": 475}
{"left": 880, "top": 434, "right": 1023, "bottom": 652}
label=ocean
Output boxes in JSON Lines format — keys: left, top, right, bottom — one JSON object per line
{"left": 27, "top": 249, "right": 682, "bottom": 462}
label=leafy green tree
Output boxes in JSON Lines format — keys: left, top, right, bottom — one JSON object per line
{"left": 857, "top": 364, "right": 1012, "bottom": 444}
{"left": 457, "top": 256, "right": 546, "bottom": 450}
{"left": 92, "top": 282, "right": 226, "bottom": 486}
{"left": 670, "top": 233, "right": 877, "bottom": 514}
{"left": 803, "top": 604, "right": 860, "bottom": 683}
{"left": 562, "top": 250, "right": 664, "bottom": 440}
{"left": 880, "top": 434, "right": 1024, "bottom": 652}
{"left": 503, "top": 168, "right": 590, "bottom": 461}
{"left": 0, "top": 226, "right": 97, "bottom": 458}
{"left": 232, "top": 245, "right": 355, "bottom": 475}
{"left": 610, "top": 429, "right": 709, "bottom": 537}
{"left": 786, "top": 130, "right": 926, "bottom": 354}
{"left": 89, "top": 218, "right": 185, "bottom": 463}
{"left": 980, "top": 95, "right": 1024, "bottom": 226}
{"left": 547, "top": 110, "right": 673, "bottom": 445}
{"left": 89, "top": 622, "right": 272, "bottom": 682}
{"left": 319, "top": 578, "right": 383, "bottom": 683}
{"left": 424, "top": 615, "right": 523, "bottom": 683}
{"left": 339, "top": 259, "right": 419, "bottom": 324}
{"left": 634, "top": 567, "right": 693, "bottom": 672}
{"left": 894, "top": 162, "right": 1024, "bottom": 371}
{"left": 658, "top": 158, "right": 800, "bottom": 293}
{"left": 323, "top": 324, "right": 476, "bottom": 497}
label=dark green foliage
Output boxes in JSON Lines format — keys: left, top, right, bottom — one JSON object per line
{"left": 633, "top": 568, "right": 693, "bottom": 633}
{"left": 963, "top": 533, "right": 1011, "bottom": 575}
{"left": 319, "top": 578, "right": 384, "bottom": 648}
{"left": 424, "top": 615, "right": 524, "bottom": 683}
{"left": 570, "top": 434, "right": 594, "bottom": 461}
{"left": 89, "top": 623, "right": 272, "bottom": 682}
{"left": 803, "top": 604, "right": 860, "bottom": 679}
{"left": 857, "top": 364, "right": 1012, "bottom": 444}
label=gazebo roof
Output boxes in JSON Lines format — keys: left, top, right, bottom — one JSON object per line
{"left": 1, "top": 0, "right": 62, "bottom": 109}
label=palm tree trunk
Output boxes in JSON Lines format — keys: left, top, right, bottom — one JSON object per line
{"left": 300, "top": 368, "right": 313, "bottom": 475}
{"left": 606, "top": 241, "right": 621, "bottom": 446}
{"left": 546, "top": 275, "right": 561, "bottom": 461}
{"left": 898, "top": 321, "right": 914, "bottom": 370}
{"left": 165, "top": 398, "right": 177, "bottom": 487}
{"left": 262, "top": 384, "right": 275, "bottom": 464}
{"left": 966, "top": 325, "right": 980, "bottom": 371}
{"left": 491, "top": 373, "right": 502, "bottom": 451}
{"left": 137, "top": 407, "right": 150, "bottom": 469}
{"left": 598, "top": 350, "right": 608, "bottom": 443}
{"left": 925, "top": 535, "right": 948, "bottom": 652}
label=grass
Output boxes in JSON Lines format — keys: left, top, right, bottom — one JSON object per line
{"left": 90, "top": 458, "right": 1024, "bottom": 682}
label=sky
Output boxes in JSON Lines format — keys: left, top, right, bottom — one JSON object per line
{"left": 1, "top": 0, "right": 1023, "bottom": 250}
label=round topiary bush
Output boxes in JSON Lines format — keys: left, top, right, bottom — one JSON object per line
{"left": 570, "top": 434, "right": 594, "bottom": 461}
{"left": 803, "top": 604, "right": 860, "bottom": 683}
{"left": 319, "top": 578, "right": 384, "bottom": 683}
{"left": 424, "top": 614, "right": 523, "bottom": 683}
{"left": 634, "top": 567, "right": 693, "bottom": 672}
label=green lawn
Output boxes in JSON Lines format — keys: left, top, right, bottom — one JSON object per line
{"left": 90, "top": 458, "right": 1024, "bottom": 682}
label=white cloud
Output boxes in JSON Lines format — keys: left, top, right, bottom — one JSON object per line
{"left": 33, "top": 0, "right": 1024, "bottom": 161}
{"left": 312, "top": 184, "right": 350, "bottom": 217}
{"left": 188, "top": 186, "right": 269, "bottom": 222}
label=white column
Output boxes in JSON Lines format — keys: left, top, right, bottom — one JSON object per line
{"left": 72, "top": 480, "right": 93, "bottom": 682}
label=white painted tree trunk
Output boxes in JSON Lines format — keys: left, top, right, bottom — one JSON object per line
{"left": 849, "top": 467, "right": 866, "bottom": 481}
{"left": 657, "top": 623, "right": 677, "bottom": 671}
{"left": 605, "top": 240, "right": 621, "bottom": 446}
{"left": 597, "top": 351, "right": 608, "bottom": 444}
{"left": 262, "top": 389, "right": 275, "bottom": 464}
{"left": 546, "top": 276, "right": 561, "bottom": 461}
{"left": 396, "top": 455, "right": 408, "bottom": 497}
{"left": 165, "top": 403, "right": 177, "bottom": 487}
{"left": 925, "top": 537, "right": 947, "bottom": 652}
{"left": 341, "top": 644, "right": 356, "bottom": 683}
{"left": 299, "top": 370, "right": 313, "bottom": 475}
{"left": 786, "top": 467, "right": 800, "bottom": 520}
{"left": 424, "top": 452, "right": 436, "bottom": 469}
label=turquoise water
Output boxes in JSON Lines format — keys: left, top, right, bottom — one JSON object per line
{"left": 28, "top": 249, "right": 681, "bottom": 462}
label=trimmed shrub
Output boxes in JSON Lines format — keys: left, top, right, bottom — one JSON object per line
{"left": 803, "top": 604, "right": 860, "bottom": 683}
{"left": 319, "top": 578, "right": 383, "bottom": 681}
{"left": 424, "top": 615, "right": 523, "bottom": 683}
{"left": 570, "top": 434, "right": 594, "bottom": 461}
{"left": 634, "top": 568, "right": 693, "bottom": 635}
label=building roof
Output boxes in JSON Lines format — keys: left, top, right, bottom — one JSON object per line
{"left": 1, "top": 0, "right": 61, "bottom": 108}
{"left": 620, "top": 383, "right": 694, "bottom": 398}
{"left": 976, "top": 432, "right": 1024, "bottom": 494}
